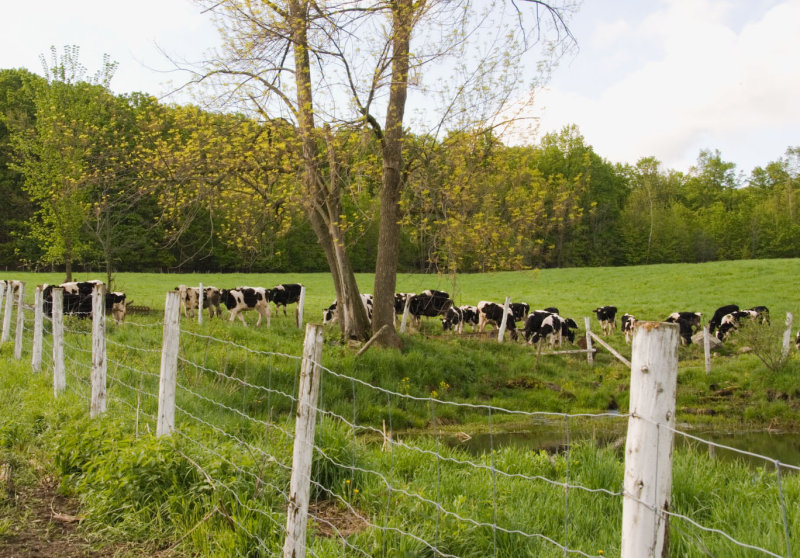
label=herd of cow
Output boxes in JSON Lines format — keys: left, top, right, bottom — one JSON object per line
{"left": 0, "top": 279, "right": 788, "bottom": 350}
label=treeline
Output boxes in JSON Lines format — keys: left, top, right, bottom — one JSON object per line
{"left": 1, "top": 66, "right": 798, "bottom": 276}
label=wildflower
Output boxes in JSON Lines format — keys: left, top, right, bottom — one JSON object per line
{"left": 354, "top": 489, "right": 359, "bottom": 494}
{"left": 345, "top": 479, "right": 350, "bottom": 484}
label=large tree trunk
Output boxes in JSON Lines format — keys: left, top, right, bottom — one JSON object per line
{"left": 371, "top": 0, "right": 413, "bottom": 349}
{"left": 289, "top": 0, "right": 370, "bottom": 340}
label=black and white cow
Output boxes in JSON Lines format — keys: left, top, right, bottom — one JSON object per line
{"left": 716, "top": 310, "right": 760, "bottom": 341}
{"left": 42, "top": 280, "right": 127, "bottom": 323}
{"left": 269, "top": 284, "right": 304, "bottom": 317}
{"left": 523, "top": 310, "right": 556, "bottom": 343}
{"left": 594, "top": 306, "right": 618, "bottom": 336}
{"left": 221, "top": 287, "right": 270, "bottom": 326}
{"left": 459, "top": 305, "right": 479, "bottom": 331}
{"left": 441, "top": 306, "right": 464, "bottom": 333}
{"left": 407, "top": 290, "right": 453, "bottom": 327}
{"left": 749, "top": 306, "right": 770, "bottom": 324}
{"left": 509, "top": 302, "right": 530, "bottom": 322}
{"left": 476, "top": 301, "right": 518, "bottom": 340}
{"left": 666, "top": 312, "right": 702, "bottom": 333}
{"left": 176, "top": 285, "right": 222, "bottom": 319}
{"left": 621, "top": 313, "right": 636, "bottom": 345}
{"left": 675, "top": 317, "right": 696, "bottom": 345}
{"left": 708, "top": 305, "right": 739, "bottom": 334}
{"left": 105, "top": 291, "right": 128, "bottom": 324}
{"left": 322, "top": 294, "right": 374, "bottom": 325}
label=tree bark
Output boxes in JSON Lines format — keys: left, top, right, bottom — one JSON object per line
{"left": 371, "top": 0, "right": 414, "bottom": 349}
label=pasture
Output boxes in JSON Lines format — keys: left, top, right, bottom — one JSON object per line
{"left": 1, "top": 258, "right": 799, "bottom": 556}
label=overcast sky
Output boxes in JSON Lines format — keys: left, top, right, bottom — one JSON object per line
{"left": 2, "top": 0, "right": 798, "bottom": 174}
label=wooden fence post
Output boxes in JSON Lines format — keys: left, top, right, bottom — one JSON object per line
{"left": 90, "top": 284, "right": 107, "bottom": 418}
{"left": 157, "top": 291, "right": 181, "bottom": 436}
{"left": 13, "top": 282, "right": 25, "bottom": 359}
{"left": 283, "top": 323, "right": 325, "bottom": 558}
{"left": 400, "top": 295, "right": 412, "bottom": 333}
{"left": 703, "top": 324, "right": 712, "bottom": 375}
{"left": 584, "top": 317, "right": 594, "bottom": 366}
{"left": 197, "top": 282, "right": 204, "bottom": 325}
{"left": 497, "top": 297, "right": 511, "bottom": 343}
{"left": 1, "top": 281, "right": 13, "bottom": 343}
{"left": 296, "top": 285, "right": 306, "bottom": 329}
{"left": 32, "top": 285, "right": 43, "bottom": 372}
{"left": 0, "top": 282, "right": 5, "bottom": 335}
{"left": 782, "top": 312, "right": 793, "bottom": 362}
{"left": 52, "top": 288, "right": 65, "bottom": 396}
{"left": 621, "top": 321, "right": 679, "bottom": 558}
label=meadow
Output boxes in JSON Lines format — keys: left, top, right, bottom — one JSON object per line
{"left": 1, "top": 259, "right": 799, "bottom": 556}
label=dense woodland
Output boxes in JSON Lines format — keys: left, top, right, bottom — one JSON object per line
{"left": 1, "top": 65, "right": 799, "bottom": 276}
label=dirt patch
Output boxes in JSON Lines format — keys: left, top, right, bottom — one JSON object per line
{"left": 309, "top": 500, "right": 369, "bottom": 539}
{"left": 0, "top": 475, "right": 99, "bottom": 558}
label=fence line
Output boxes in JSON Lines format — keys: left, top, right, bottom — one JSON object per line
{"left": 3, "top": 289, "right": 797, "bottom": 558}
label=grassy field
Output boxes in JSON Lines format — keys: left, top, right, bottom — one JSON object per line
{"left": 1, "top": 259, "right": 799, "bottom": 556}
{"left": 8, "top": 256, "right": 800, "bottom": 318}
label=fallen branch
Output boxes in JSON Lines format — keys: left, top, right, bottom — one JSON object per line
{"left": 357, "top": 324, "right": 390, "bottom": 357}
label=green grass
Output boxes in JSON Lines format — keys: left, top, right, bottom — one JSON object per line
{"left": 2, "top": 259, "right": 800, "bottom": 556}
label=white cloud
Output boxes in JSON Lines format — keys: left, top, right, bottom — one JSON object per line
{"left": 533, "top": 0, "right": 800, "bottom": 172}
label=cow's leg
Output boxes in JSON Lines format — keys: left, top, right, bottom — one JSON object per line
{"left": 478, "top": 315, "right": 487, "bottom": 332}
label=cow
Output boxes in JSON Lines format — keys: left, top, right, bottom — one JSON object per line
{"left": 42, "top": 280, "right": 126, "bottom": 323}
{"left": 393, "top": 292, "right": 415, "bottom": 325}
{"left": 105, "top": 291, "right": 128, "bottom": 324}
{"left": 708, "top": 304, "right": 739, "bottom": 334}
{"left": 523, "top": 310, "right": 557, "bottom": 343}
{"left": 407, "top": 290, "right": 453, "bottom": 327}
{"left": 621, "top": 313, "right": 636, "bottom": 345}
{"left": 749, "top": 306, "right": 770, "bottom": 325}
{"left": 269, "top": 283, "right": 304, "bottom": 317}
{"left": 221, "top": 287, "right": 271, "bottom": 326}
{"left": 796, "top": 330, "right": 800, "bottom": 351}
{"left": 666, "top": 312, "right": 702, "bottom": 333}
{"left": 594, "top": 306, "right": 618, "bottom": 336}
{"left": 459, "top": 305, "right": 480, "bottom": 332}
{"left": 716, "top": 310, "right": 760, "bottom": 341}
{"left": 509, "top": 302, "right": 530, "bottom": 322}
{"left": 322, "top": 294, "right": 374, "bottom": 325}
{"left": 441, "top": 306, "right": 464, "bottom": 333}
{"left": 176, "top": 286, "right": 222, "bottom": 319}
{"left": 559, "top": 316, "right": 579, "bottom": 344}
{"left": 476, "top": 301, "right": 518, "bottom": 340}
{"left": 675, "top": 317, "right": 695, "bottom": 345}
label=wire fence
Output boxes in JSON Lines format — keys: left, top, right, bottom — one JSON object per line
{"left": 1, "top": 281, "right": 798, "bottom": 557}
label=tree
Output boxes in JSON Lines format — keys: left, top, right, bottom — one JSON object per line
{"left": 190, "top": 0, "right": 574, "bottom": 342}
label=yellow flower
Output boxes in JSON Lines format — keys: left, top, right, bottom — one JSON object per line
{"left": 354, "top": 489, "right": 359, "bottom": 494}
{"left": 345, "top": 479, "right": 350, "bottom": 484}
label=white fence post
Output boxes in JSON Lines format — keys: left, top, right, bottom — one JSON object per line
{"left": 584, "top": 317, "right": 594, "bottom": 366}
{"left": 90, "top": 284, "right": 107, "bottom": 418}
{"left": 13, "top": 282, "right": 25, "bottom": 359}
{"left": 32, "top": 285, "right": 43, "bottom": 372}
{"left": 400, "top": 295, "right": 412, "bottom": 334}
{"left": 703, "top": 324, "right": 712, "bottom": 375}
{"left": 781, "top": 312, "right": 793, "bottom": 362}
{"left": 2, "top": 281, "right": 13, "bottom": 343}
{"left": 0, "top": 282, "right": 5, "bottom": 334}
{"left": 52, "top": 288, "right": 65, "bottom": 396}
{"left": 157, "top": 291, "right": 181, "bottom": 437}
{"left": 197, "top": 282, "right": 204, "bottom": 325}
{"left": 283, "top": 323, "right": 325, "bottom": 558}
{"left": 497, "top": 296, "right": 510, "bottom": 342}
{"left": 621, "top": 321, "right": 679, "bottom": 558}
{"left": 296, "top": 285, "right": 306, "bottom": 328}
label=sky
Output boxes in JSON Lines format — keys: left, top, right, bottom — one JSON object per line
{"left": 1, "top": 0, "right": 798, "bottom": 175}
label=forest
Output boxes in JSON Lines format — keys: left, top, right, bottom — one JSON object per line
{"left": 1, "top": 65, "right": 799, "bottom": 276}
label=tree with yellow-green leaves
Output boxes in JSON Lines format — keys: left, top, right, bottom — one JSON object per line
{"left": 188, "top": 0, "right": 575, "bottom": 343}
{"left": 8, "top": 46, "right": 151, "bottom": 285}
